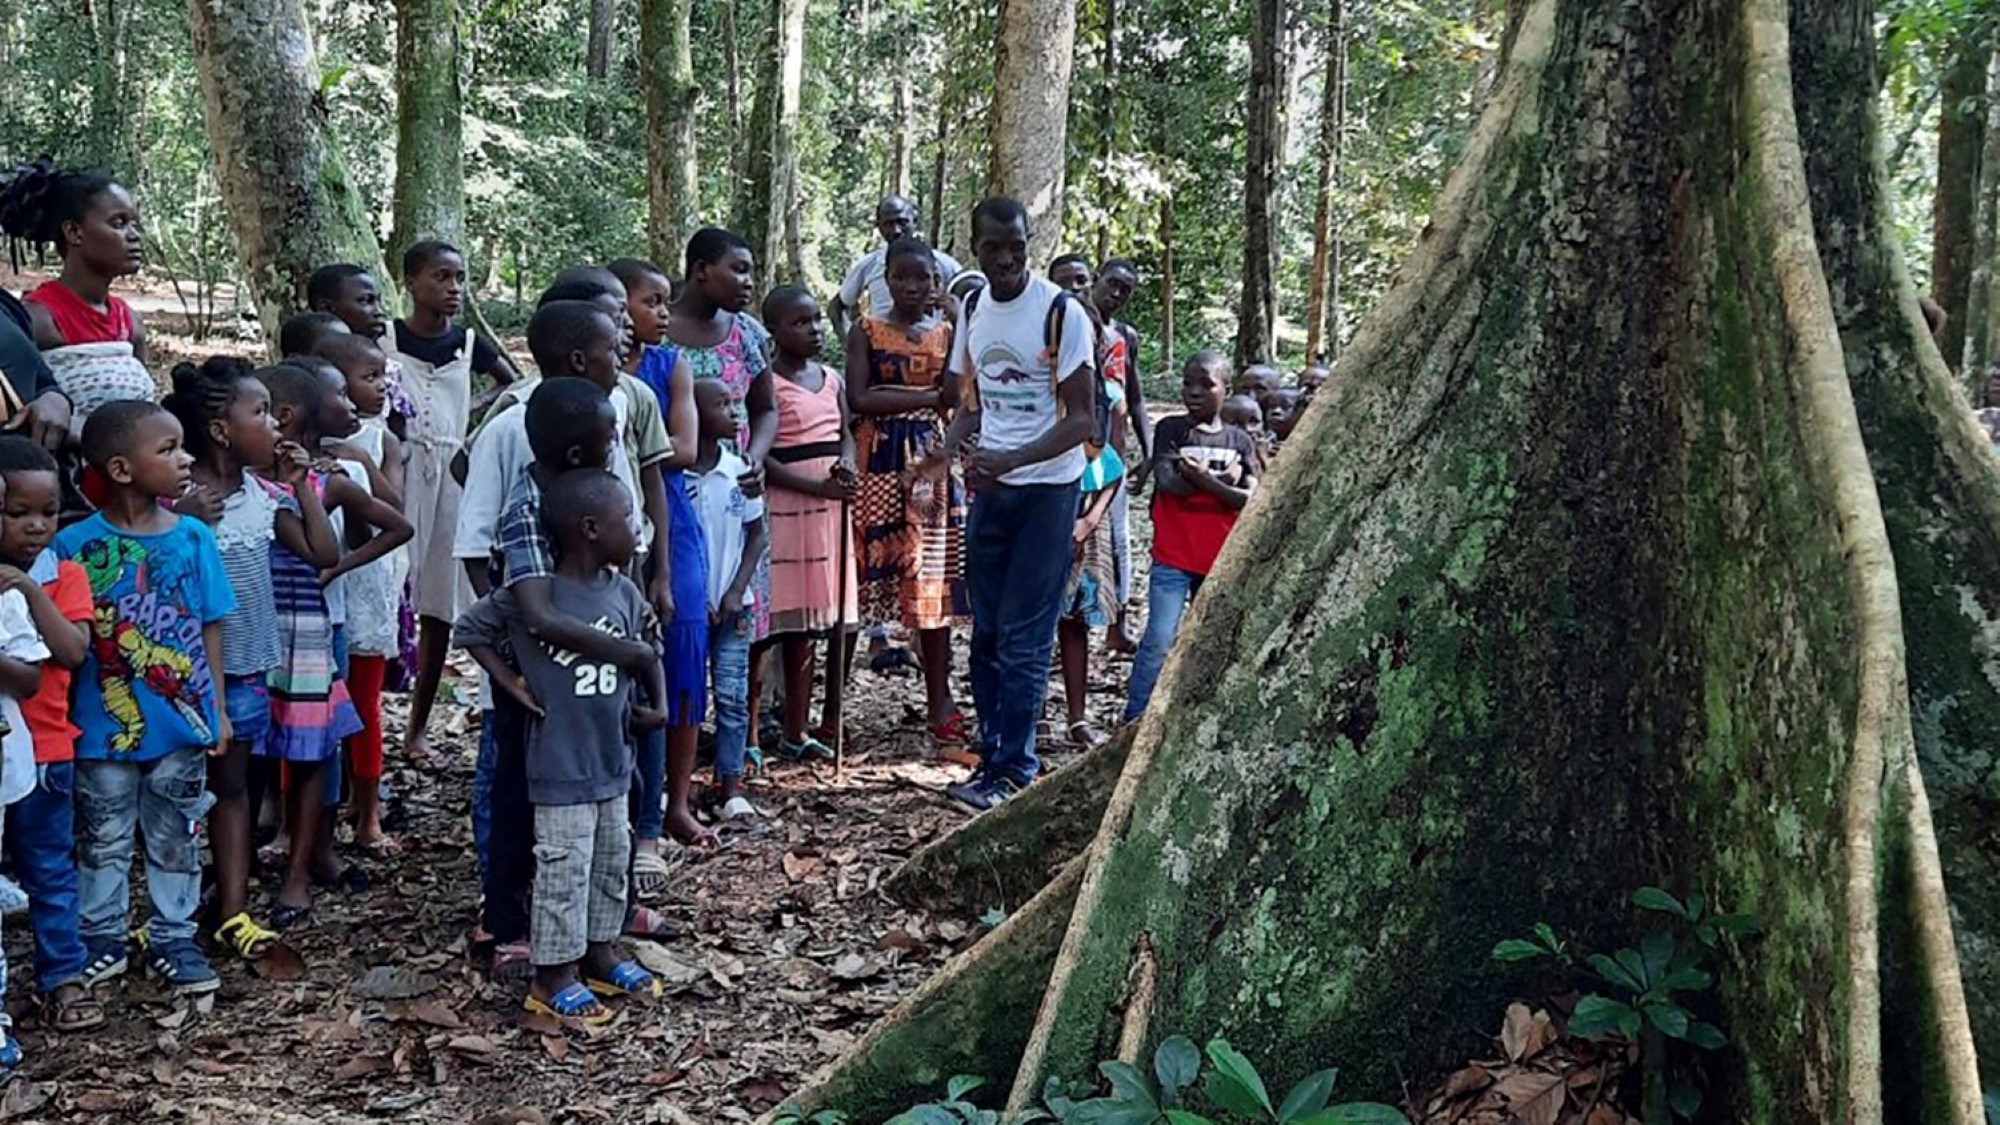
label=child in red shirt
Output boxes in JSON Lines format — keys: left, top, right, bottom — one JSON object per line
{"left": 1123, "top": 352, "right": 1259, "bottom": 722}
{"left": 0, "top": 437, "right": 100, "bottom": 1031}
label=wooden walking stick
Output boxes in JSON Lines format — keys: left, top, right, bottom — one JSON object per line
{"left": 832, "top": 491, "right": 854, "bottom": 779}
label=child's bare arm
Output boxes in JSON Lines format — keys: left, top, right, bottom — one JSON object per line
{"left": 0, "top": 653, "right": 40, "bottom": 699}
{"left": 465, "top": 644, "right": 543, "bottom": 717}
{"left": 642, "top": 463, "right": 674, "bottom": 620}
{"left": 320, "top": 474, "right": 415, "bottom": 581}
{"left": 271, "top": 445, "right": 341, "bottom": 568}
{"left": 380, "top": 429, "right": 407, "bottom": 509}
{"left": 512, "top": 577, "right": 655, "bottom": 671}
{"left": 722, "top": 516, "right": 768, "bottom": 613}
{"left": 0, "top": 568, "right": 85, "bottom": 670}
{"left": 203, "top": 621, "right": 231, "bottom": 751}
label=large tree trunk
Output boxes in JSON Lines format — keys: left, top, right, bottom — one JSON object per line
{"left": 390, "top": 0, "right": 466, "bottom": 259}
{"left": 1931, "top": 31, "right": 1988, "bottom": 381}
{"left": 84, "top": 0, "right": 138, "bottom": 177}
{"left": 188, "top": 0, "right": 382, "bottom": 339}
{"left": 738, "top": 0, "right": 775, "bottom": 267}
{"left": 1302, "top": 0, "right": 1344, "bottom": 365}
{"left": 1961, "top": 31, "right": 2000, "bottom": 384}
{"left": 1234, "top": 0, "right": 1281, "bottom": 368}
{"left": 723, "top": 0, "right": 745, "bottom": 186}
{"left": 586, "top": 0, "right": 614, "bottom": 78}
{"left": 785, "top": 0, "right": 1988, "bottom": 1120}
{"left": 640, "top": 0, "right": 697, "bottom": 265}
{"left": 761, "top": 0, "right": 806, "bottom": 286}
{"left": 1091, "top": 0, "right": 1118, "bottom": 265}
{"left": 988, "top": 0, "right": 1076, "bottom": 253}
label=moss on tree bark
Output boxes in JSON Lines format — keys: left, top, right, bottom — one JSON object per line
{"left": 389, "top": 0, "right": 465, "bottom": 260}
{"left": 787, "top": 0, "right": 1988, "bottom": 1121}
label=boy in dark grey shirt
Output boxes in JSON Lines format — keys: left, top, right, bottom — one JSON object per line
{"left": 453, "top": 468, "right": 666, "bottom": 1024}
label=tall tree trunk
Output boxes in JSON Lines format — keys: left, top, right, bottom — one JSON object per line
{"left": 889, "top": 67, "right": 914, "bottom": 199}
{"left": 1932, "top": 32, "right": 1988, "bottom": 379}
{"left": 723, "top": 0, "right": 745, "bottom": 187}
{"left": 738, "top": 0, "right": 776, "bottom": 263}
{"left": 790, "top": 0, "right": 1989, "bottom": 1119}
{"left": 1302, "top": 0, "right": 1344, "bottom": 364}
{"left": 757, "top": 0, "right": 806, "bottom": 286}
{"left": 1234, "top": 0, "right": 1281, "bottom": 367}
{"left": 640, "top": 0, "right": 697, "bottom": 265}
{"left": 83, "top": 0, "right": 138, "bottom": 176}
{"left": 1091, "top": 0, "right": 1118, "bottom": 265}
{"left": 1961, "top": 30, "right": 2000, "bottom": 385}
{"left": 188, "top": 0, "right": 382, "bottom": 338}
{"left": 988, "top": 0, "right": 1077, "bottom": 253}
{"left": 390, "top": 0, "right": 466, "bottom": 261}
{"left": 927, "top": 97, "right": 949, "bottom": 247}
{"left": 586, "top": 0, "right": 614, "bottom": 78}
{"left": 1159, "top": 192, "right": 1174, "bottom": 374}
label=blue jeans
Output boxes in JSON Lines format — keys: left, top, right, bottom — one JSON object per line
{"left": 1123, "top": 562, "right": 1203, "bottom": 722}
{"left": 75, "top": 748, "right": 213, "bottom": 946}
{"left": 965, "top": 480, "right": 1082, "bottom": 784}
{"left": 7, "top": 763, "right": 85, "bottom": 991}
{"left": 710, "top": 613, "right": 753, "bottom": 779}
{"left": 631, "top": 726, "right": 666, "bottom": 841}
{"left": 472, "top": 710, "right": 497, "bottom": 877}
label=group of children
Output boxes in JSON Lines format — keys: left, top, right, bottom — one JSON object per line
{"left": 0, "top": 156, "right": 1319, "bottom": 1063}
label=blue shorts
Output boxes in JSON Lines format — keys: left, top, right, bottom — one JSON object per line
{"left": 224, "top": 674, "right": 271, "bottom": 751}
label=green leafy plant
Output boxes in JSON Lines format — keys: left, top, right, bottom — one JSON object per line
{"left": 773, "top": 1037, "right": 1407, "bottom": 1125}
{"left": 1492, "top": 887, "right": 1760, "bottom": 1121}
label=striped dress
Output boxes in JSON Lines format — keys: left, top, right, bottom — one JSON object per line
{"left": 264, "top": 471, "right": 363, "bottom": 762}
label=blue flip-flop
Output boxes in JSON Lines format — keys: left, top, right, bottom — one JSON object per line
{"left": 523, "top": 981, "right": 611, "bottom": 1024}
{"left": 584, "top": 960, "right": 662, "bottom": 1000}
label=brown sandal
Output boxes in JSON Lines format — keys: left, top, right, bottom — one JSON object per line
{"left": 43, "top": 981, "right": 106, "bottom": 1032}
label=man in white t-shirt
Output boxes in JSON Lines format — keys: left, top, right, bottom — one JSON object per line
{"left": 919, "top": 197, "right": 1096, "bottom": 811}
{"left": 830, "top": 195, "right": 962, "bottom": 337}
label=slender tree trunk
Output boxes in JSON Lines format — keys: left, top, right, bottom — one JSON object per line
{"left": 723, "top": 0, "right": 745, "bottom": 187}
{"left": 738, "top": 0, "right": 776, "bottom": 262}
{"left": 889, "top": 67, "right": 914, "bottom": 199}
{"left": 188, "top": 0, "right": 382, "bottom": 337}
{"left": 1302, "top": 0, "right": 1344, "bottom": 364}
{"left": 928, "top": 98, "right": 949, "bottom": 247}
{"left": 586, "top": 0, "right": 614, "bottom": 78}
{"left": 1159, "top": 192, "right": 1174, "bottom": 373}
{"left": 1961, "top": 30, "right": 2000, "bottom": 385}
{"left": 1092, "top": 0, "right": 1118, "bottom": 265}
{"left": 640, "top": 0, "right": 698, "bottom": 265}
{"left": 989, "top": 0, "right": 1077, "bottom": 253}
{"left": 1932, "top": 34, "right": 1988, "bottom": 377}
{"left": 84, "top": 0, "right": 138, "bottom": 176}
{"left": 762, "top": 0, "right": 807, "bottom": 285}
{"left": 390, "top": 0, "right": 466, "bottom": 260}
{"left": 792, "top": 1, "right": 1988, "bottom": 1120}
{"left": 1235, "top": 0, "right": 1282, "bottom": 367}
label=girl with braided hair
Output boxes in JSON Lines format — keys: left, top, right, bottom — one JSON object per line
{"left": 0, "top": 161, "right": 154, "bottom": 521}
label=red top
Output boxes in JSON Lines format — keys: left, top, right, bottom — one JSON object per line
{"left": 1101, "top": 327, "right": 1131, "bottom": 388}
{"left": 25, "top": 280, "right": 134, "bottom": 345}
{"left": 25, "top": 560, "right": 92, "bottom": 763}
{"left": 1150, "top": 416, "right": 1260, "bottom": 576}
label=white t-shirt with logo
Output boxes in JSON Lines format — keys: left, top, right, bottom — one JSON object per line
{"left": 950, "top": 274, "right": 1096, "bottom": 488}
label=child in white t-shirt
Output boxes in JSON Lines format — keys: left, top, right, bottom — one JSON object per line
{"left": 0, "top": 548, "right": 53, "bottom": 1076}
{"left": 689, "top": 379, "right": 767, "bottom": 819}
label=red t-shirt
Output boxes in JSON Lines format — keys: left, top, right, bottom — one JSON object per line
{"left": 1149, "top": 416, "right": 1259, "bottom": 576}
{"left": 24, "top": 560, "right": 91, "bottom": 763}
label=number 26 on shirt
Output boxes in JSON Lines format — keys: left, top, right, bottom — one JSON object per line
{"left": 573, "top": 663, "right": 619, "bottom": 697}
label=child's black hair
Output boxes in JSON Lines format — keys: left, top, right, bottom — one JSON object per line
{"left": 163, "top": 356, "right": 259, "bottom": 459}
{"left": 80, "top": 399, "right": 172, "bottom": 470}
{"left": 278, "top": 311, "right": 349, "bottom": 357}
{"left": 262, "top": 362, "right": 332, "bottom": 418}
{"left": 536, "top": 266, "right": 622, "bottom": 308}
{"left": 970, "top": 197, "right": 1029, "bottom": 234}
{"left": 540, "top": 467, "right": 627, "bottom": 551}
{"left": 608, "top": 257, "right": 671, "bottom": 295}
{"left": 0, "top": 159, "right": 122, "bottom": 265}
{"left": 311, "top": 333, "right": 382, "bottom": 372}
{"left": 307, "top": 263, "right": 371, "bottom": 308}
{"left": 402, "top": 239, "right": 460, "bottom": 279}
{"left": 684, "top": 227, "right": 750, "bottom": 276}
{"left": 1048, "top": 253, "right": 1089, "bottom": 275}
{"left": 524, "top": 379, "right": 615, "bottom": 468}
{"left": 884, "top": 237, "right": 935, "bottom": 271}
{"left": 761, "top": 283, "right": 815, "bottom": 324}
{"left": 526, "top": 300, "right": 616, "bottom": 375}
{"left": 0, "top": 434, "right": 60, "bottom": 476}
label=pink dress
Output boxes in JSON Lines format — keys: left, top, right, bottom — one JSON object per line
{"left": 767, "top": 367, "right": 858, "bottom": 636}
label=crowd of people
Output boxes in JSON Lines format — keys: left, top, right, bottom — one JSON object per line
{"left": 0, "top": 162, "right": 1326, "bottom": 1061}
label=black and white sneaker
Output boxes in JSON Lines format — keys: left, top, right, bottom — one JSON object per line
{"left": 79, "top": 942, "right": 128, "bottom": 989}
{"left": 946, "top": 773, "right": 1024, "bottom": 812}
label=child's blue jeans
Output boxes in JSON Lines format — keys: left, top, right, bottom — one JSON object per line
{"left": 1123, "top": 562, "right": 1204, "bottom": 723}
{"left": 965, "top": 480, "right": 1081, "bottom": 785}
{"left": 631, "top": 726, "right": 666, "bottom": 841}
{"left": 710, "top": 613, "right": 753, "bottom": 779}
{"left": 7, "top": 763, "right": 86, "bottom": 991}
{"left": 472, "top": 708, "right": 497, "bottom": 876}
{"left": 75, "top": 747, "right": 213, "bottom": 948}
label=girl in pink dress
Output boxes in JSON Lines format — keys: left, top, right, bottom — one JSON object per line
{"left": 760, "top": 287, "right": 857, "bottom": 762}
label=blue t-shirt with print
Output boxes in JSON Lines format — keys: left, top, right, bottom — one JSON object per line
{"left": 56, "top": 513, "right": 236, "bottom": 761}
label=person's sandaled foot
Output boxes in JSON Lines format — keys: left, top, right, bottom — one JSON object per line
{"left": 631, "top": 849, "right": 675, "bottom": 902}
{"left": 489, "top": 941, "right": 533, "bottom": 983}
{"left": 1067, "top": 720, "right": 1110, "bottom": 749}
{"left": 584, "top": 960, "right": 662, "bottom": 1000}
{"left": 0, "top": 1023, "right": 22, "bottom": 1079}
{"left": 780, "top": 735, "right": 836, "bottom": 763}
{"left": 522, "top": 981, "right": 611, "bottom": 1026}
{"left": 403, "top": 731, "right": 439, "bottom": 770}
{"left": 354, "top": 833, "right": 403, "bottom": 860}
{"left": 624, "top": 905, "right": 684, "bottom": 941}
{"left": 720, "top": 795, "right": 764, "bottom": 821}
{"left": 868, "top": 646, "right": 920, "bottom": 677}
{"left": 269, "top": 902, "right": 312, "bottom": 932}
{"left": 214, "top": 911, "right": 278, "bottom": 960}
{"left": 664, "top": 809, "right": 720, "bottom": 850}
{"left": 41, "top": 982, "right": 105, "bottom": 1032}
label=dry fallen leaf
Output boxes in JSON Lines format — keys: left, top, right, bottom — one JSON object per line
{"left": 334, "top": 1055, "right": 392, "bottom": 1082}
{"left": 253, "top": 942, "right": 307, "bottom": 982}
{"left": 1493, "top": 1070, "right": 1566, "bottom": 1125}
{"left": 829, "top": 952, "right": 880, "bottom": 981}
{"left": 781, "top": 851, "right": 824, "bottom": 881}
{"left": 447, "top": 1034, "right": 499, "bottom": 1056}
{"left": 392, "top": 999, "right": 466, "bottom": 1029}
{"left": 1500, "top": 1003, "right": 1558, "bottom": 1063}
{"left": 542, "top": 1034, "right": 570, "bottom": 1062}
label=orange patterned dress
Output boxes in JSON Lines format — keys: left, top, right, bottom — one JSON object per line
{"left": 852, "top": 317, "right": 967, "bottom": 631}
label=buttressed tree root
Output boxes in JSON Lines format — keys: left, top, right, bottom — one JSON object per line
{"left": 786, "top": 0, "right": 1987, "bottom": 1120}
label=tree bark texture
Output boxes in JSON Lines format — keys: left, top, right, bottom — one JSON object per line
{"left": 84, "top": 0, "right": 138, "bottom": 177}
{"left": 1234, "top": 0, "right": 1281, "bottom": 368}
{"left": 791, "top": 0, "right": 1987, "bottom": 1120}
{"left": 1961, "top": 31, "right": 2000, "bottom": 383}
{"left": 1796, "top": 0, "right": 2000, "bottom": 1095}
{"left": 738, "top": 0, "right": 776, "bottom": 268}
{"left": 889, "top": 67, "right": 913, "bottom": 199}
{"left": 1931, "top": 34, "right": 1987, "bottom": 379}
{"left": 390, "top": 0, "right": 466, "bottom": 259}
{"left": 640, "top": 0, "right": 697, "bottom": 265}
{"left": 188, "top": 0, "right": 383, "bottom": 339}
{"left": 988, "top": 0, "right": 1076, "bottom": 255}
{"left": 586, "top": 0, "right": 614, "bottom": 78}
{"left": 761, "top": 0, "right": 807, "bottom": 286}
{"left": 1302, "top": 0, "right": 1343, "bottom": 365}
{"left": 1091, "top": 0, "right": 1118, "bottom": 266}
{"left": 1159, "top": 192, "right": 1174, "bottom": 373}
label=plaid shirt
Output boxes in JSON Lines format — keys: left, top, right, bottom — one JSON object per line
{"left": 494, "top": 475, "right": 554, "bottom": 588}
